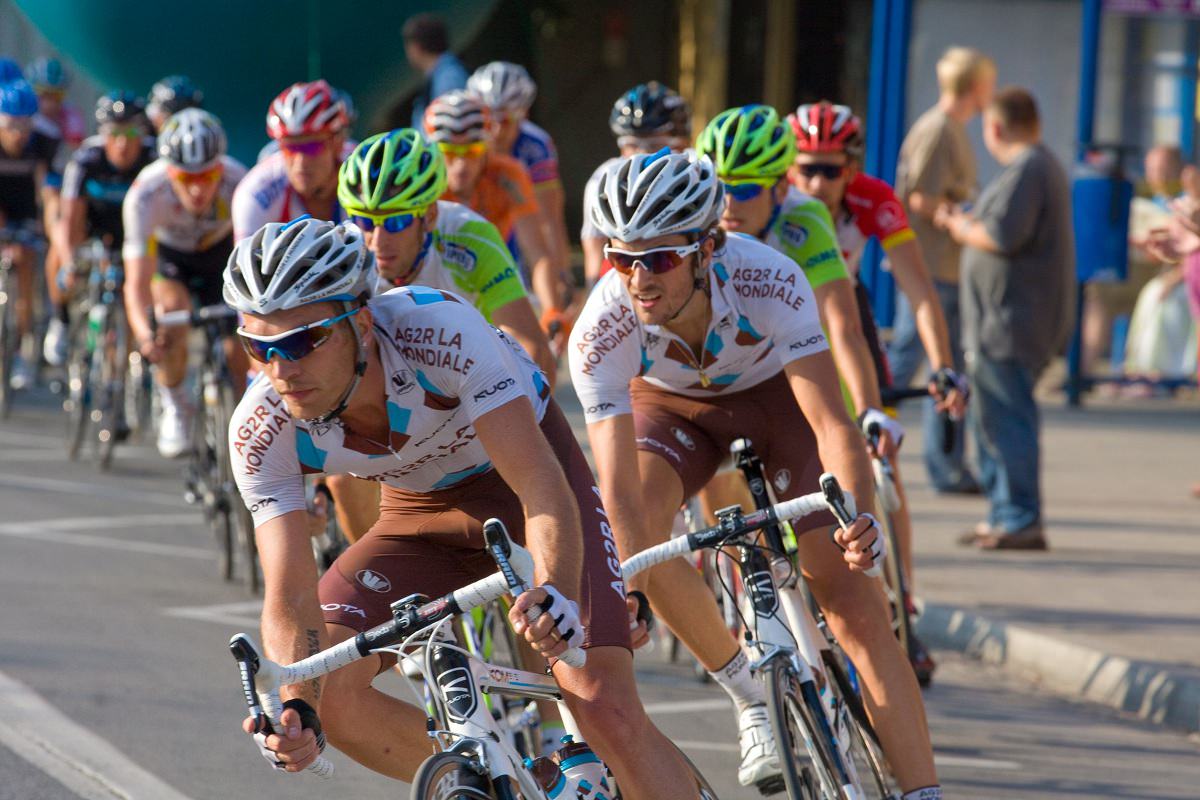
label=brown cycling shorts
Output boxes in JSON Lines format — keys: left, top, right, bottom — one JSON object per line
{"left": 318, "top": 399, "right": 631, "bottom": 652}
{"left": 631, "top": 371, "right": 837, "bottom": 530}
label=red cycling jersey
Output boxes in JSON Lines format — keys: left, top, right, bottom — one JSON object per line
{"left": 835, "top": 172, "right": 915, "bottom": 275}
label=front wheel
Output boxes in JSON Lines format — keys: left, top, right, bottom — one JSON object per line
{"left": 410, "top": 751, "right": 497, "bottom": 800}
{"left": 763, "top": 656, "right": 843, "bottom": 800}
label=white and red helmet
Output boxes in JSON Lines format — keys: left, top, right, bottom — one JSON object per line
{"left": 788, "top": 102, "right": 864, "bottom": 158}
{"left": 266, "top": 79, "right": 349, "bottom": 140}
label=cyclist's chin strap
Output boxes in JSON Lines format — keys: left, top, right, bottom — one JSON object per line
{"left": 393, "top": 232, "right": 433, "bottom": 287}
{"left": 753, "top": 201, "right": 784, "bottom": 241}
{"left": 308, "top": 301, "right": 368, "bottom": 425}
{"left": 663, "top": 249, "right": 713, "bottom": 324}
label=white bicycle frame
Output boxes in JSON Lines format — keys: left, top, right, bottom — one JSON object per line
{"left": 622, "top": 481, "right": 868, "bottom": 800}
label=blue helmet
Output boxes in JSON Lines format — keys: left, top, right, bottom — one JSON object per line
{"left": 0, "top": 58, "right": 23, "bottom": 84}
{"left": 25, "top": 57, "right": 68, "bottom": 90}
{"left": 0, "top": 79, "right": 39, "bottom": 117}
{"left": 148, "top": 75, "right": 203, "bottom": 118}
{"left": 95, "top": 90, "right": 147, "bottom": 126}
{"left": 609, "top": 81, "right": 691, "bottom": 139}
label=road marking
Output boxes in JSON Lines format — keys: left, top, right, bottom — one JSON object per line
{"left": 0, "top": 473, "right": 185, "bottom": 507}
{"left": 0, "top": 514, "right": 212, "bottom": 559}
{"left": 0, "top": 668, "right": 197, "bottom": 800}
{"left": 934, "top": 753, "right": 1021, "bottom": 771}
{"left": 644, "top": 698, "right": 730, "bottom": 715}
{"left": 0, "top": 429, "right": 62, "bottom": 447}
{"left": 163, "top": 600, "right": 264, "bottom": 628}
{"left": 674, "top": 740, "right": 738, "bottom": 753}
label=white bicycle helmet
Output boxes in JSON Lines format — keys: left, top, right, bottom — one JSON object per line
{"left": 589, "top": 150, "right": 723, "bottom": 242}
{"left": 424, "top": 90, "right": 488, "bottom": 143}
{"left": 158, "top": 108, "right": 226, "bottom": 171}
{"left": 223, "top": 217, "right": 377, "bottom": 315}
{"left": 467, "top": 61, "right": 537, "bottom": 112}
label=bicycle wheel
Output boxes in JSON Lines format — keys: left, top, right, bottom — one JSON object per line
{"left": 125, "top": 351, "right": 153, "bottom": 443}
{"left": 763, "top": 656, "right": 843, "bottom": 800}
{"left": 821, "top": 649, "right": 897, "bottom": 799}
{"left": 0, "top": 269, "right": 13, "bottom": 418}
{"left": 410, "top": 751, "right": 498, "bottom": 799}
{"left": 95, "top": 305, "right": 129, "bottom": 471}
{"left": 63, "top": 316, "right": 93, "bottom": 459}
{"left": 190, "top": 368, "right": 233, "bottom": 582}
{"left": 217, "top": 381, "right": 259, "bottom": 594}
{"left": 875, "top": 501, "right": 918, "bottom": 680}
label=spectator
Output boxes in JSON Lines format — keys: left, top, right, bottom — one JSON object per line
{"left": 891, "top": 46, "right": 996, "bottom": 494}
{"left": 937, "top": 86, "right": 1074, "bottom": 551}
{"left": 403, "top": 13, "right": 469, "bottom": 129}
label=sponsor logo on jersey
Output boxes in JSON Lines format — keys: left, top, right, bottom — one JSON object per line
{"left": 587, "top": 402, "right": 615, "bottom": 415}
{"left": 473, "top": 377, "right": 516, "bottom": 401}
{"left": 773, "top": 468, "right": 791, "bottom": 494}
{"left": 479, "top": 265, "right": 516, "bottom": 294}
{"left": 790, "top": 333, "right": 826, "bottom": 351}
{"left": 321, "top": 602, "right": 368, "bottom": 618}
{"left": 672, "top": 426, "right": 696, "bottom": 450}
{"left": 248, "top": 497, "right": 277, "bottom": 513}
{"left": 875, "top": 200, "right": 904, "bottom": 233}
{"left": 356, "top": 569, "right": 392, "bottom": 593}
{"left": 636, "top": 436, "right": 680, "bottom": 464}
{"left": 442, "top": 241, "right": 477, "bottom": 273}
{"left": 390, "top": 368, "right": 416, "bottom": 395}
{"left": 780, "top": 220, "right": 808, "bottom": 248}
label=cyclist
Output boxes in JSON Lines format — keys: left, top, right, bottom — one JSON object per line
{"left": 569, "top": 150, "right": 941, "bottom": 798}
{"left": 232, "top": 80, "right": 351, "bottom": 241}
{"left": 46, "top": 91, "right": 156, "bottom": 366}
{"left": 122, "top": 108, "right": 247, "bottom": 457}
{"left": 0, "top": 78, "right": 55, "bottom": 389}
{"left": 581, "top": 82, "right": 692, "bottom": 286}
{"left": 146, "top": 74, "right": 204, "bottom": 133}
{"left": 257, "top": 86, "right": 357, "bottom": 165}
{"left": 328, "top": 128, "right": 556, "bottom": 543}
{"left": 224, "top": 217, "right": 705, "bottom": 798}
{"left": 789, "top": 102, "right": 967, "bottom": 597}
{"left": 466, "top": 62, "right": 571, "bottom": 288}
{"left": 423, "top": 91, "right": 571, "bottom": 341}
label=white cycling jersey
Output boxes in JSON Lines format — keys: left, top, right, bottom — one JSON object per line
{"left": 568, "top": 234, "right": 830, "bottom": 424}
{"left": 231, "top": 285, "right": 552, "bottom": 529}
{"left": 121, "top": 155, "right": 247, "bottom": 260}
{"left": 231, "top": 141, "right": 356, "bottom": 241}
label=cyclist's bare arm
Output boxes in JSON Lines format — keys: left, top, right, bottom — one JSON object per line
{"left": 585, "top": 414, "right": 651, "bottom": 594}
{"left": 582, "top": 236, "right": 605, "bottom": 288}
{"left": 513, "top": 213, "right": 567, "bottom": 313}
{"left": 884, "top": 238, "right": 954, "bottom": 373}
{"left": 472, "top": 397, "right": 581, "bottom": 599}
{"left": 811, "top": 276, "right": 886, "bottom": 415}
{"left": 256, "top": 510, "right": 329, "bottom": 706}
{"left": 53, "top": 196, "right": 87, "bottom": 269}
{"left": 122, "top": 254, "right": 158, "bottom": 347}
{"left": 782, "top": 352, "right": 878, "bottom": 568}
{"left": 492, "top": 297, "right": 556, "bottom": 386}
{"left": 535, "top": 180, "right": 571, "bottom": 274}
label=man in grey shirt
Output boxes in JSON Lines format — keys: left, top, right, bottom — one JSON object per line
{"left": 937, "top": 86, "right": 1074, "bottom": 550}
{"left": 891, "top": 47, "right": 996, "bottom": 494}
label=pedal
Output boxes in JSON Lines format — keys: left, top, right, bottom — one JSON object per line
{"left": 755, "top": 775, "right": 786, "bottom": 796}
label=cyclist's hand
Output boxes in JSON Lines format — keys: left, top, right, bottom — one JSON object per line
{"left": 510, "top": 584, "right": 583, "bottom": 660}
{"left": 832, "top": 512, "right": 886, "bottom": 573}
{"left": 241, "top": 700, "right": 325, "bottom": 773}
{"left": 57, "top": 264, "right": 77, "bottom": 293}
{"left": 540, "top": 307, "right": 574, "bottom": 357}
{"left": 626, "top": 590, "right": 654, "bottom": 650}
{"left": 138, "top": 334, "right": 165, "bottom": 364}
{"left": 859, "top": 408, "right": 903, "bottom": 458}
{"left": 929, "top": 368, "right": 969, "bottom": 419}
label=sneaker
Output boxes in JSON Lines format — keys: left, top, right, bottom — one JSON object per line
{"left": 9, "top": 355, "right": 33, "bottom": 390}
{"left": 737, "top": 703, "right": 780, "bottom": 786}
{"left": 43, "top": 318, "right": 68, "bottom": 366}
{"left": 156, "top": 402, "right": 191, "bottom": 459}
{"left": 909, "top": 634, "right": 937, "bottom": 688}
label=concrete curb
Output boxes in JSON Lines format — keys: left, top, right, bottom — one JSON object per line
{"left": 915, "top": 602, "right": 1200, "bottom": 736}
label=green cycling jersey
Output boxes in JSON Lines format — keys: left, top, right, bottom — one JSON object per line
{"left": 762, "top": 186, "right": 851, "bottom": 290}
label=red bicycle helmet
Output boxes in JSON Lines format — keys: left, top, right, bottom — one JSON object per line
{"left": 788, "top": 102, "right": 864, "bottom": 158}
{"left": 266, "top": 79, "right": 349, "bottom": 140}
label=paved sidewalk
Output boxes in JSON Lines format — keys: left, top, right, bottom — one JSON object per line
{"left": 898, "top": 393, "right": 1200, "bottom": 734}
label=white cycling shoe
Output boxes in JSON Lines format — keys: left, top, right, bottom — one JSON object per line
{"left": 737, "top": 703, "right": 781, "bottom": 786}
{"left": 156, "top": 403, "right": 191, "bottom": 459}
{"left": 43, "top": 318, "right": 68, "bottom": 367}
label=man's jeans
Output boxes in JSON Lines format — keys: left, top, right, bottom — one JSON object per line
{"left": 967, "top": 353, "right": 1042, "bottom": 533}
{"left": 887, "top": 280, "right": 972, "bottom": 490}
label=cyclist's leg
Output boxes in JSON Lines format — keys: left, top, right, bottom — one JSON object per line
{"left": 13, "top": 244, "right": 35, "bottom": 337}
{"left": 323, "top": 475, "right": 380, "bottom": 544}
{"left": 149, "top": 274, "right": 190, "bottom": 389}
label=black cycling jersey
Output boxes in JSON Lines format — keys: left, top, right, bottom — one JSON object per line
{"left": 0, "top": 129, "right": 56, "bottom": 225}
{"left": 60, "top": 135, "right": 156, "bottom": 248}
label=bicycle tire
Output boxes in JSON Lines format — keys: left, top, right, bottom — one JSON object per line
{"left": 410, "top": 751, "right": 498, "bottom": 800}
{"left": 0, "top": 268, "right": 13, "bottom": 418}
{"left": 217, "top": 381, "right": 259, "bottom": 594}
{"left": 95, "top": 304, "right": 129, "bottom": 471}
{"left": 63, "top": 316, "right": 92, "bottom": 460}
{"left": 192, "top": 365, "right": 233, "bottom": 582}
{"left": 763, "top": 656, "right": 843, "bottom": 800}
{"left": 821, "top": 649, "right": 897, "bottom": 799}
{"left": 876, "top": 501, "right": 918, "bottom": 677}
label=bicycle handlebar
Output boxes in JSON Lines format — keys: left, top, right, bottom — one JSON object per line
{"left": 155, "top": 303, "right": 239, "bottom": 329}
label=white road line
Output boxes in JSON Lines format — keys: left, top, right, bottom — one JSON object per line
{"left": 0, "top": 668, "right": 197, "bottom": 800}
{"left": 673, "top": 740, "right": 738, "bottom": 753}
{"left": 0, "top": 473, "right": 185, "bottom": 507}
{"left": 934, "top": 754, "right": 1022, "bottom": 771}
{"left": 0, "top": 514, "right": 212, "bottom": 559}
{"left": 163, "top": 600, "right": 264, "bottom": 628}
{"left": 0, "top": 429, "right": 62, "bottom": 446}
{"left": 643, "top": 698, "right": 730, "bottom": 715}
{"left": 0, "top": 447, "right": 90, "bottom": 461}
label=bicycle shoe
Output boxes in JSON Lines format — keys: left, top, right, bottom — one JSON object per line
{"left": 737, "top": 703, "right": 781, "bottom": 786}
{"left": 910, "top": 634, "right": 937, "bottom": 688}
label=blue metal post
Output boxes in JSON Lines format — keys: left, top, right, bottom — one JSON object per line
{"left": 1180, "top": 21, "right": 1199, "bottom": 159}
{"left": 1067, "top": 0, "right": 1104, "bottom": 407}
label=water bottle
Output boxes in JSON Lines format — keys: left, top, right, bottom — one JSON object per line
{"left": 523, "top": 756, "right": 566, "bottom": 799}
{"left": 87, "top": 303, "right": 105, "bottom": 350}
{"left": 554, "top": 736, "right": 614, "bottom": 799}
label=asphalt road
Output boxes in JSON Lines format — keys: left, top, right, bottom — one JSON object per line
{"left": 1, "top": 385, "right": 1197, "bottom": 799}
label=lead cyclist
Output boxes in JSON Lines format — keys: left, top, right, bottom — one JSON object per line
{"left": 569, "top": 150, "right": 942, "bottom": 798}
{"left": 224, "top": 217, "right": 705, "bottom": 798}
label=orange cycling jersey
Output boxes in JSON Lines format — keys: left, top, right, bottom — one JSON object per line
{"left": 445, "top": 153, "right": 539, "bottom": 241}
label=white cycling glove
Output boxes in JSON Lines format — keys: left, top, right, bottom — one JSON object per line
{"left": 832, "top": 512, "right": 887, "bottom": 578}
{"left": 254, "top": 731, "right": 288, "bottom": 772}
{"left": 859, "top": 408, "right": 905, "bottom": 449}
{"left": 533, "top": 584, "right": 585, "bottom": 651}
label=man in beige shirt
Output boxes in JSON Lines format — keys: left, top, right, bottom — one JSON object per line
{"left": 889, "top": 46, "right": 995, "bottom": 493}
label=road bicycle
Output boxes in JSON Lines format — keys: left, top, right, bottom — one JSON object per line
{"left": 157, "top": 303, "right": 258, "bottom": 592}
{"left": 0, "top": 225, "right": 41, "bottom": 418}
{"left": 229, "top": 520, "right": 717, "bottom": 799}
{"left": 623, "top": 464, "right": 898, "bottom": 800}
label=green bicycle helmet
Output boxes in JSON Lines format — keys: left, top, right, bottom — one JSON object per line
{"left": 696, "top": 104, "right": 796, "bottom": 180}
{"left": 337, "top": 128, "right": 447, "bottom": 214}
